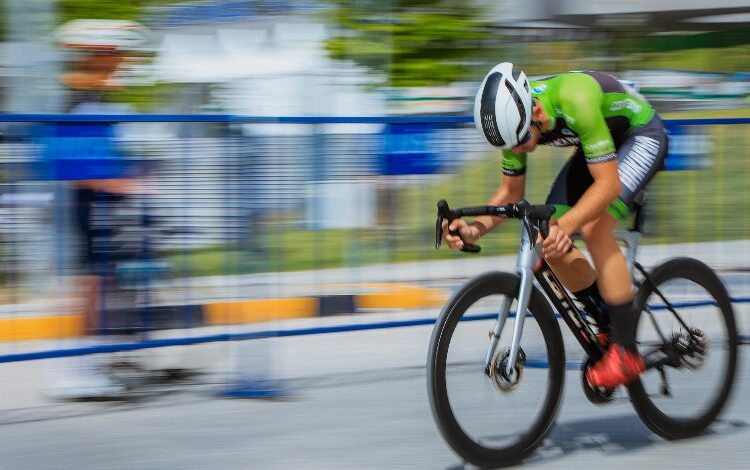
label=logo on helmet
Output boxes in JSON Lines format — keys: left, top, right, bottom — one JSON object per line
{"left": 531, "top": 84, "right": 547, "bottom": 94}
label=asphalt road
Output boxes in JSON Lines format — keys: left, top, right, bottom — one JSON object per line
{"left": 0, "top": 313, "right": 747, "bottom": 470}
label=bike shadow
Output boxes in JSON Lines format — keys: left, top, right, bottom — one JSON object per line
{"left": 540, "top": 413, "right": 747, "bottom": 460}
{"left": 447, "top": 413, "right": 747, "bottom": 469}
{"left": 532, "top": 413, "right": 662, "bottom": 460}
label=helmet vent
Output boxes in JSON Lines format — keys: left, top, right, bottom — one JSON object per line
{"left": 480, "top": 72, "right": 505, "bottom": 147}
{"left": 505, "top": 80, "right": 527, "bottom": 137}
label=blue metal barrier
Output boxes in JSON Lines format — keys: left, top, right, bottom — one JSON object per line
{"left": 0, "top": 113, "right": 747, "bottom": 363}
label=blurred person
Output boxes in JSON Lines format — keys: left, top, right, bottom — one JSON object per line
{"left": 445, "top": 63, "right": 668, "bottom": 389}
{"left": 47, "top": 46, "right": 141, "bottom": 399}
{"left": 42, "top": 19, "right": 168, "bottom": 399}
{"left": 49, "top": 177, "right": 145, "bottom": 400}
{"left": 73, "top": 177, "right": 144, "bottom": 332}
{"left": 49, "top": 116, "right": 144, "bottom": 399}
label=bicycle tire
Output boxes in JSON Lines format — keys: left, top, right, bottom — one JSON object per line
{"left": 628, "top": 257, "right": 739, "bottom": 440}
{"left": 427, "top": 271, "right": 565, "bottom": 467}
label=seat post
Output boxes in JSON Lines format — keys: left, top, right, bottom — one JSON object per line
{"left": 631, "top": 191, "right": 647, "bottom": 234}
{"left": 617, "top": 194, "right": 646, "bottom": 273}
{"left": 631, "top": 204, "right": 646, "bottom": 233}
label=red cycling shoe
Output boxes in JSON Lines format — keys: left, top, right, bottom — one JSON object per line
{"left": 586, "top": 344, "right": 645, "bottom": 389}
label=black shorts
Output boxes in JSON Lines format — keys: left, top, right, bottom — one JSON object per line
{"left": 545, "top": 115, "right": 668, "bottom": 220}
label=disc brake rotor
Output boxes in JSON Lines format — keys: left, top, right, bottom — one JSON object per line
{"left": 489, "top": 347, "right": 525, "bottom": 393}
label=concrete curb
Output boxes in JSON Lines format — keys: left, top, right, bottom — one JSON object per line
{"left": 0, "top": 284, "right": 448, "bottom": 341}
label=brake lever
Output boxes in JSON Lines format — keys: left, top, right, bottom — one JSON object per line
{"left": 435, "top": 199, "right": 481, "bottom": 253}
{"left": 522, "top": 216, "right": 536, "bottom": 245}
{"left": 435, "top": 200, "right": 450, "bottom": 250}
{"left": 435, "top": 214, "right": 444, "bottom": 250}
{"left": 539, "top": 219, "right": 550, "bottom": 239}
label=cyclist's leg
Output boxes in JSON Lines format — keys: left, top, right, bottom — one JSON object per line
{"left": 581, "top": 214, "right": 634, "bottom": 346}
{"left": 545, "top": 248, "right": 596, "bottom": 292}
{"left": 584, "top": 116, "right": 668, "bottom": 344}
{"left": 543, "top": 148, "right": 598, "bottom": 291}
{"left": 582, "top": 214, "right": 645, "bottom": 386}
{"left": 542, "top": 148, "right": 614, "bottom": 328}
{"left": 579, "top": 214, "right": 644, "bottom": 386}
{"left": 581, "top": 215, "right": 632, "bottom": 303}
{"left": 546, "top": 115, "right": 668, "bottom": 286}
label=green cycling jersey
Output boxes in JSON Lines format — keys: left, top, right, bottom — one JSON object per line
{"left": 501, "top": 71, "right": 656, "bottom": 176}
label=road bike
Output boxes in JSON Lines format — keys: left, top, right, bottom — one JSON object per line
{"left": 427, "top": 199, "right": 738, "bottom": 468}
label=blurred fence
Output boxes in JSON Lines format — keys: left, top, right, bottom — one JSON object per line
{"left": 0, "top": 114, "right": 748, "bottom": 363}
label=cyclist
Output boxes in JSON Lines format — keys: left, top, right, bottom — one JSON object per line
{"left": 444, "top": 63, "right": 668, "bottom": 388}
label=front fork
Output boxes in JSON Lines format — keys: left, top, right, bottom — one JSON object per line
{"left": 483, "top": 295, "right": 511, "bottom": 374}
{"left": 484, "top": 227, "right": 540, "bottom": 376}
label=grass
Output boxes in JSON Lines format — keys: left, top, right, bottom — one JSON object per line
{"left": 645, "top": 125, "right": 750, "bottom": 244}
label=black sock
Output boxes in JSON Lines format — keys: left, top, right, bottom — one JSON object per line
{"left": 608, "top": 301, "right": 637, "bottom": 352}
{"left": 572, "top": 283, "right": 609, "bottom": 332}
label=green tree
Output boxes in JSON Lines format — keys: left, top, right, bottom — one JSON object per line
{"left": 58, "top": 0, "right": 182, "bottom": 24}
{"left": 324, "top": 0, "right": 502, "bottom": 87}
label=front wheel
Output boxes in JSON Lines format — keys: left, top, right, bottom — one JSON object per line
{"left": 427, "top": 272, "right": 565, "bottom": 468}
{"left": 628, "top": 257, "right": 739, "bottom": 439}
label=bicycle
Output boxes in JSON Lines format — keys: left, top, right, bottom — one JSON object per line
{"left": 427, "top": 199, "right": 738, "bottom": 468}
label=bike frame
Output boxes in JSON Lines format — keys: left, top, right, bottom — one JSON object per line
{"left": 485, "top": 227, "right": 641, "bottom": 375}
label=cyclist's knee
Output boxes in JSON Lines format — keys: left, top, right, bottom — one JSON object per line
{"left": 581, "top": 215, "right": 619, "bottom": 255}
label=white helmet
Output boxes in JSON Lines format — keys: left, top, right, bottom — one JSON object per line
{"left": 473, "top": 62, "right": 532, "bottom": 148}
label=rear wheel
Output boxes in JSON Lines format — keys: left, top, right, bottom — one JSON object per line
{"left": 628, "top": 258, "right": 738, "bottom": 439}
{"left": 427, "top": 272, "right": 565, "bottom": 467}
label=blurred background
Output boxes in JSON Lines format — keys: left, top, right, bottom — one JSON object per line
{"left": 0, "top": 1, "right": 748, "bottom": 468}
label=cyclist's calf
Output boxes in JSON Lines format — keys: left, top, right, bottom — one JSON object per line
{"left": 579, "top": 214, "right": 633, "bottom": 305}
{"left": 545, "top": 248, "right": 596, "bottom": 292}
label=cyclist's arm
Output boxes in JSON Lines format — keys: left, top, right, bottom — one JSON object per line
{"left": 556, "top": 80, "right": 620, "bottom": 234}
{"left": 471, "top": 150, "right": 526, "bottom": 236}
{"left": 560, "top": 160, "right": 620, "bottom": 234}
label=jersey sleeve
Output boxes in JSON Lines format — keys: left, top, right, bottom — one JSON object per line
{"left": 558, "top": 75, "right": 617, "bottom": 164}
{"left": 501, "top": 149, "right": 527, "bottom": 176}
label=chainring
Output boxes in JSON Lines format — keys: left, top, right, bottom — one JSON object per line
{"left": 581, "top": 357, "right": 615, "bottom": 405}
